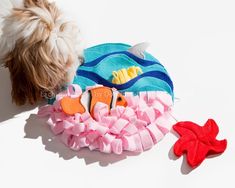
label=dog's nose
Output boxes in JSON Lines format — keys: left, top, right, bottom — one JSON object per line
{"left": 78, "top": 56, "right": 85, "bottom": 65}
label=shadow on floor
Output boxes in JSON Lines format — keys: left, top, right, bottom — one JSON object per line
{"left": 24, "top": 113, "right": 140, "bottom": 166}
{"left": 168, "top": 129, "right": 196, "bottom": 174}
{"left": 2, "top": 67, "right": 137, "bottom": 165}
{"left": 168, "top": 144, "right": 195, "bottom": 174}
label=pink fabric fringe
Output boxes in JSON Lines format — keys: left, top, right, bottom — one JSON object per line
{"left": 38, "top": 85, "right": 173, "bottom": 154}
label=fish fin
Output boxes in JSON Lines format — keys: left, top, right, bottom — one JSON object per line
{"left": 128, "top": 42, "right": 150, "bottom": 59}
{"left": 60, "top": 96, "right": 85, "bottom": 115}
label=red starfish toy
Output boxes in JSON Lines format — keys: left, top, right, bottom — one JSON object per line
{"left": 173, "top": 119, "right": 227, "bottom": 168}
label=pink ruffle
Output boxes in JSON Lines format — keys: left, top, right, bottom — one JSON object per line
{"left": 38, "top": 85, "right": 173, "bottom": 154}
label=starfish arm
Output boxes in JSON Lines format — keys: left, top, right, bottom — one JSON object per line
{"left": 172, "top": 119, "right": 227, "bottom": 168}
{"left": 203, "top": 119, "right": 219, "bottom": 138}
{"left": 187, "top": 142, "right": 209, "bottom": 168}
{"left": 209, "top": 139, "right": 227, "bottom": 154}
{"left": 174, "top": 138, "right": 194, "bottom": 157}
{"left": 173, "top": 121, "right": 201, "bottom": 137}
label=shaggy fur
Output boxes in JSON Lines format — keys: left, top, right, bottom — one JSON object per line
{"left": 0, "top": 0, "right": 83, "bottom": 105}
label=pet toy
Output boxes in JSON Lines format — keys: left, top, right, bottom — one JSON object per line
{"left": 112, "top": 66, "right": 143, "bottom": 84}
{"left": 39, "top": 42, "right": 174, "bottom": 154}
{"left": 38, "top": 42, "right": 227, "bottom": 168}
{"left": 173, "top": 119, "right": 227, "bottom": 168}
{"left": 73, "top": 43, "right": 174, "bottom": 97}
{"left": 60, "top": 86, "right": 127, "bottom": 116}
{"left": 39, "top": 84, "right": 173, "bottom": 154}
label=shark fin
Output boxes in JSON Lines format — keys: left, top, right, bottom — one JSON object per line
{"left": 128, "top": 42, "right": 150, "bottom": 59}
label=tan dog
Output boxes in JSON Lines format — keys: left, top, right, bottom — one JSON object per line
{"left": 0, "top": 0, "right": 84, "bottom": 105}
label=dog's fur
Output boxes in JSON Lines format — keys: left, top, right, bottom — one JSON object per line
{"left": 0, "top": 0, "right": 83, "bottom": 105}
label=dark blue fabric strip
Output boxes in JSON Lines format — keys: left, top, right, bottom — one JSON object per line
{"left": 83, "top": 51, "right": 164, "bottom": 68}
{"left": 76, "top": 69, "right": 174, "bottom": 92}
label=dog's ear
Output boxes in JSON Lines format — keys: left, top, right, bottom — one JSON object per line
{"left": 4, "top": 49, "right": 41, "bottom": 105}
{"left": 4, "top": 38, "right": 69, "bottom": 105}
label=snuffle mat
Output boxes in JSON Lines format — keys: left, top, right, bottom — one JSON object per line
{"left": 38, "top": 43, "right": 174, "bottom": 154}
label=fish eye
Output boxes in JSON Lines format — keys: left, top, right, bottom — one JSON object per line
{"left": 117, "top": 96, "right": 122, "bottom": 101}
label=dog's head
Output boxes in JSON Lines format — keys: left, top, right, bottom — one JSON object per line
{"left": 0, "top": 0, "right": 83, "bottom": 105}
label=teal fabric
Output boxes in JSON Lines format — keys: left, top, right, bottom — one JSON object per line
{"left": 73, "top": 43, "right": 174, "bottom": 98}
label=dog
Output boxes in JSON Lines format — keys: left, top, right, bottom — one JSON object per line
{"left": 0, "top": 0, "right": 84, "bottom": 105}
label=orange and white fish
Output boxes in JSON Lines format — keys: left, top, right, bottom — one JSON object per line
{"left": 60, "top": 86, "right": 127, "bottom": 116}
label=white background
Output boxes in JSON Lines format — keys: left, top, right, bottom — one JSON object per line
{"left": 0, "top": 0, "right": 235, "bottom": 187}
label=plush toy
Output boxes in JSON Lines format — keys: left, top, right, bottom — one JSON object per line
{"left": 39, "top": 84, "right": 173, "bottom": 154}
{"left": 38, "top": 42, "right": 227, "bottom": 169}
{"left": 173, "top": 119, "right": 227, "bottom": 168}
{"left": 112, "top": 66, "right": 143, "bottom": 84}
{"left": 40, "top": 42, "right": 174, "bottom": 154}
{"left": 60, "top": 86, "right": 127, "bottom": 117}
{"left": 47, "top": 43, "right": 174, "bottom": 104}
{"left": 73, "top": 43, "right": 174, "bottom": 98}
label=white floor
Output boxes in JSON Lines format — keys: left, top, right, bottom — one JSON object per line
{"left": 0, "top": 0, "right": 235, "bottom": 187}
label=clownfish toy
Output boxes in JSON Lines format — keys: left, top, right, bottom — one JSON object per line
{"left": 60, "top": 86, "right": 127, "bottom": 116}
